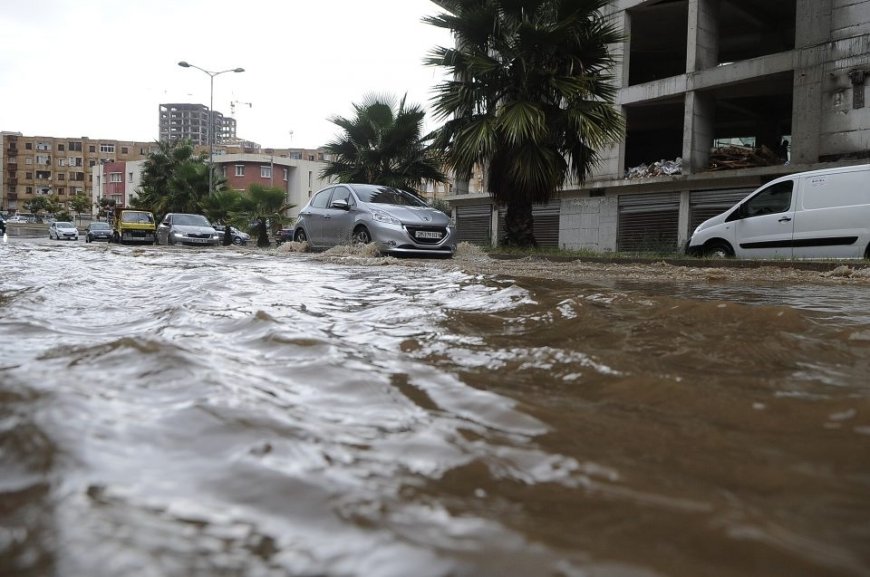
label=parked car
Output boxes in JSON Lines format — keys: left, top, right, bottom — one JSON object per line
{"left": 156, "top": 213, "right": 221, "bottom": 246}
{"left": 0, "top": 215, "right": 5, "bottom": 235}
{"left": 687, "top": 163, "right": 870, "bottom": 259}
{"left": 48, "top": 221, "right": 79, "bottom": 241}
{"left": 275, "top": 228, "right": 295, "bottom": 245}
{"left": 212, "top": 224, "right": 251, "bottom": 245}
{"left": 293, "top": 184, "right": 456, "bottom": 257}
{"left": 6, "top": 215, "right": 29, "bottom": 224}
{"left": 85, "top": 221, "right": 113, "bottom": 243}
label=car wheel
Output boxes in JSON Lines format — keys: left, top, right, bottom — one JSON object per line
{"left": 233, "top": 236, "right": 242, "bottom": 245}
{"left": 704, "top": 241, "right": 734, "bottom": 259}
{"left": 294, "top": 228, "right": 307, "bottom": 243}
{"left": 352, "top": 226, "right": 372, "bottom": 245}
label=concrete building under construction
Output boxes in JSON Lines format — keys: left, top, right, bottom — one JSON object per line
{"left": 448, "top": 0, "right": 870, "bottom": 252}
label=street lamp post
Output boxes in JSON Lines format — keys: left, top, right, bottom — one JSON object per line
{"left": 177, "top": 61, "right": 245, "bottom": 195}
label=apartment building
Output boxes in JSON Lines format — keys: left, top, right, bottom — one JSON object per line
{"left": 449, "top": 0, "right": 870, "bottom": 252}
{"left": 1, "top": 133, "right": 155, "bottom": 215}
{"left": 158, "top": 103, "right": 236, "bottom": 146}
{"left": 214, "top": 154, "right": 332, "bottom": 219}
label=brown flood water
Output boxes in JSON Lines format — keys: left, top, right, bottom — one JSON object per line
{"left": 1, "top": 238, "right": 869, "bottom": 577}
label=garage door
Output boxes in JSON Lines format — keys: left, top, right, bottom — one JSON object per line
{"left": 689, "top": 188, "right": 754, "bottom": 231}
{"left": 617, "top": 192, "right": 680, "bottom": 253}
{"left": 497, "top": 201, "right": 561, "bottom": 248}
{"left": 455, "top": 204, "right": 493, "bottom": 245}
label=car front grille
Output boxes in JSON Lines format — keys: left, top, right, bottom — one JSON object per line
{"left": 405, "top": 226, "right": 448, "bottom": 244}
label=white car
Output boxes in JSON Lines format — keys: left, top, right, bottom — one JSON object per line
{"left": 49, "top": 221, "right": 79, "bottom": 241}
{"left": 6, "top": 215, "right": 29, "bottom": 224}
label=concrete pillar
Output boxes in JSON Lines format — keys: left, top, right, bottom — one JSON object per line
{"left": 791, "top": 0, "right": 833, "bottom": 165}
{"left": 687, "top": 0, "right": 719, "bottom": 72}
{"left": 677, "top": 189, "right": 691, "bottom": 249}
{"left": 682, "top": 90, "right": 715, "bottom": 174}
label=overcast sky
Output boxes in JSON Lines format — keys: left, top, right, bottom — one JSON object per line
{"left": 0, "top": 0, "right": 453, "bottom": 149}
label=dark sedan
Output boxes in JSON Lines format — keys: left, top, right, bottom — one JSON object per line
{"left": 85, "top": 221, "right": 113, "bottom": 243}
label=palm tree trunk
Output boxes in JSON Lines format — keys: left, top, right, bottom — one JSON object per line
{"left": 501, "top": 200, "right": 537, "bottom": 248}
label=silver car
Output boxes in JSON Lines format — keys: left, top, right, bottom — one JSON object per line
{"left": 293, "top": 184, "right": 456, "bottom": 257}
{"left": 156, "top": 213, "right": 221, "bottom": 246}
{"left": 48, "top": 221, "right": 79, "bottom": 241}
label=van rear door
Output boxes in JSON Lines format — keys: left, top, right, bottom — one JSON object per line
{"left": 733, "top": 179, "right": 796, "bottom": 259}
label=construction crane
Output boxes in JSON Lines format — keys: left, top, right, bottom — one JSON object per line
{"left": 230, "top": 100, "right": 252, "bottom": 116}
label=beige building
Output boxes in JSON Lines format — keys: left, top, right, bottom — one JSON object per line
{"left": 1, "top": 132, "right": 156, "bottom": 215}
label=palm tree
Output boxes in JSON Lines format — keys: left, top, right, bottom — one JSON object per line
{"left": 321, "top": 94, "right": 447, "bottom": 195}
{"left": 237, "top": 184, "right": 294, "bottom": 247}
{"left": 134, "top": 139, "right": 224, "bottom": 220}
{"left": 425, "top": 0, "right": 623, "bottom": 246}
{"left": 201, "top": 189, "right": 244, "bottom": 245}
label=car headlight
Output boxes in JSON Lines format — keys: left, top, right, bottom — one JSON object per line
{"left": 172, "top": 231, "right": 185, "bottom": 237}
{"left": 372, "top": 210, "right": 400, "bottom": 225}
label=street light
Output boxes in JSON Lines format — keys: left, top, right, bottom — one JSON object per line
{"left": 177, "top": 61, "right": 245, "bottom": 195}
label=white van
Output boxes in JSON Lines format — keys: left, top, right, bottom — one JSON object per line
{"left": 687, "top": 164, "right": 870, "bottom": 259}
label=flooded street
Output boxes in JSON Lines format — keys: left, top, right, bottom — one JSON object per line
{"left": 1, "top": 238, "right": 869, "bottom": 577}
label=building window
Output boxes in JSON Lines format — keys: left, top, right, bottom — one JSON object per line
{"left": 26, "top": 172, "right": 33, "bottom": 179}
{"left": 109, "top": 173, "right": 122, "bottom": 183}
{"left": 89, "top": 145, "right": 96, "bottom": 153}
{"left": 261, "top": 166, "right": 272, "bottom": 178}
{"left": 25, "top": 157, "right": 33, "bottom": 165}
{"left": 100, "top": 143, "right": 115, "bottom": 153}
{"left": 283, "top": 168, "right": 289, "bottom": 181}
{"left": 68, "top": 141, "right": 82, "bottom": 152}
{"left": 57, "top": 158, "right": 66, "bottom": 167}
{"left": 26, "top": 186, "right": 32, "bottom": 194}
{"left": 235, "top": 165, "right": 245, "bottom": 176}
{"left": 128, "top": 172, "right": 134, "bottom": 182}
{"left": 58, "top": 144, "right": 65, "bottom": 152}
{"left": 57, "top": 173, "right": 65, "bottom": 181}
{"left": 25, "top": 142, "right": 32, "bottom": 150}
{"left": 57, "top": 187, "right": 65, "bottom": 195}
{"left": 36, "top": 142, "right": 50, "bottom": 151}
{"left": 35, "top": 171, "right": 51, "bottom": 179}
{"left": 121, "top": 147, "right": 128, "bottom": 154}
{"left": 36, "top": 155, "right": 51, "bottom": 165}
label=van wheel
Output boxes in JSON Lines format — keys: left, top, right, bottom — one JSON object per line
{"left": 704, "top": 241, "right": 734, "bottom": 259}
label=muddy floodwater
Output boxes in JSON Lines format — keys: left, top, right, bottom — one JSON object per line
{"left": 1, "top": 238, "right": 869, "bottom": 577}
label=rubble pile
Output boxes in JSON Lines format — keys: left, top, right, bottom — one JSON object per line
{"left": 625, "top": 157, "right": 682, "bottom": 179}
{"left": 709, "top": 145, "right": 783, "bottom": 171}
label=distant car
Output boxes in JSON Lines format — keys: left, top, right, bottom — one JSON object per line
{"left": 49, "top": 221, "right": 79, "bottom": 241}
{"left": 293, "top": 184, "right": 456, "bottom": 257}
{"left": 156, "top": 213, "right": 221, "bottom": 246}
{"left": 212, "top": 224, "right": 251, "bottom": 245}
{"left": 85, "top": 221, "right": 113, "bottom": 243}
{"left": 275, "top": 228, "right": 295, "bottom": 244}
{"left": 6, "top": 215, "right": 29, "bottom": 224}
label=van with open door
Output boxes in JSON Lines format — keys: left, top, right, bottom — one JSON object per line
{"left": 687, "top": 164, "right": 870, "bottom": 259}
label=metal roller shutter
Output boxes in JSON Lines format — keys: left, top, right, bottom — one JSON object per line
{"left": 617, "top": 192, "right": 680, "bottom": 253}
{"left": 496, "top": 202, "right": 561, "bottom": 248}
{"left": 689, "top": 188, "right": 754, "bottom": 231}
{"left": 455, "top": 204, "right": 492, "bottom": 245}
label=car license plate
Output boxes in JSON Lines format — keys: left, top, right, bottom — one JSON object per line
{"left": 415, "top": 231, "right": 442, "bottom": 239}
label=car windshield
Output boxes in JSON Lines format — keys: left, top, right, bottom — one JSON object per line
{"left": 56, "top": 222, "right": 74, "bottom": 228}
{"left": 91, "top": 222, "right": 110, "bottom": 230}
{"left": 351, "top": 185, "right": 427, "bottom": 207}
{"left": 174, "top": 214, "right": 210, "bottom": 226}
{"left": 122, "top": 212, "right": 154, "bottom": 224}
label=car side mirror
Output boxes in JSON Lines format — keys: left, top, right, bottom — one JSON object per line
{"left": 330, "top": 199, "right": 350, "bottom": 211}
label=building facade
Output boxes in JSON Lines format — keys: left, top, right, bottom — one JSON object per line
{"left": 214, "top": 153, "right": 333, "bottom": 218}
{"left": 1, "top": 133, "right": 155, "bottom": 215}
{"left": 448, "top": 0, "right": 870, "bottom": 252}
{"left": 158, "top": 103, "right": 236, "bottom": 146}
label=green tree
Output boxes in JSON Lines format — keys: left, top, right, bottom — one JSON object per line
{"left": 70, "top": 193, "right": 91, "bottom": 221}
{"left": 321, "top": 94, "right": 446, "bottom": 194}
{"left": 425, "top": 0, "right": 623, "bottom": 246}
{"left": 237, "top": 184, "right": 293, "bottom": 248}
{"left": 134, "top": 139, "right": 222, "bottom": 220}
{"left": 24, "top": 195, "right": 61, "bottom": 222}
{"left": 200, "top": 189, "right": 245, "bottom": 245}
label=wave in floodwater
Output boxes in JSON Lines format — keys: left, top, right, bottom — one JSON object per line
{"left": 1, "top": 240, "right": 869, "bottom": 577}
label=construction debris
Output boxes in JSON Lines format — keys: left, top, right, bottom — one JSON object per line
{"left": 625, "top": 157, "right": 682, "bottom": 179}
{"left": 708, "top": 145, "right": 783, "bottom": 171}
